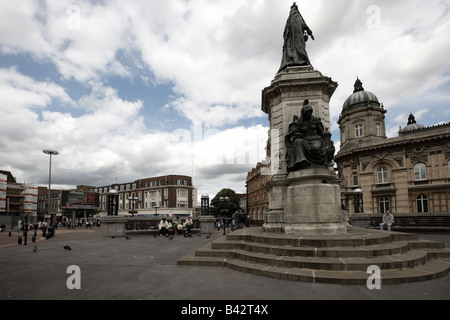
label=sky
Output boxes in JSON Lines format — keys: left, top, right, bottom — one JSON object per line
{"left": 1, "top": 0, "right": 449, "bottom": 205}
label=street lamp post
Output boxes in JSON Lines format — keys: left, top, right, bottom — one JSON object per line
{"left": 128, "top": 196, "right": 140, "bottom": 217}
{"left": 43, "top": 149, "right": 58, "bottom": 238}
{"left": 219, "top": 196, "right": 229, "bottom": 236}
{"left": 201, "top": 194, "right": 209, "bottom": 215}
{"left": 353, "top": 188, "right": 363, "bottom": 214}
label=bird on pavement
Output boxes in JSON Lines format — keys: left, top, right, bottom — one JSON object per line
{"left": 169, "top": 235, "right": 174, "bottom": 240}
{"left": 32, "top": 246, "right": 37, "bottom": 253}
{"left": 206, "top": 234, "right": 211, "bottom": 239}
{"left": 64, "top": 245, "right": 72, "bottom": 251}
{"left": 126, "top": 236, "right": 131, "bottom": 240}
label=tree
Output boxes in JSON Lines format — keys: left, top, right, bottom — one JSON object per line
{"left": 210, "top": 188, "right": 241, "bottom": 218}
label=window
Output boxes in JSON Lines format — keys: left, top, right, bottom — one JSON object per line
{"left": 150, "top": 181, "right": 157, "bottom": 187}
{"left": 414, "top": 163, "right": 427, "bottom": 181}
{"left": 177, "top": 201, "right": 188, "bottom": 208}
{"left": 448, "top": 160, "right": 450, "bottom": 177}
{"left": 417, "top": 194, "right": 429, "bottom": 213}
{"left": 377, "top": 167, "right": 389, "bottom": 184}
{"left": 177, "top": 179, "right": 188, "bottom": 186}
{"left": 376, "top": 123, "right": 382, "bottom": 136}
{"left": 177, "top": 189, "right": 188, "bottom": 198}
{"left": 379, "top": 197, "right": 390, "bottom": 214}
{"left": 355, "top": 124, "right": 364, "bottom": 138}
{"left": 352, "top": 172, "right": 359, "bottom": 186}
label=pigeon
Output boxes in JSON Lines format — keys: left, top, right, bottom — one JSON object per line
{"left": 153, "top": 234, "right": 157, "bottom": 238}
{"left": 206, "top": 234, "right": 211, "bottom": 239}
{"left": 126, "top": 236, "right": 131, "bottom": 240}
{"left": 64, "top": 245, "right": 72, "bottom": 251}
{"left": 197, "top": 233, "right": 201, "bottom": 237}
{"left": 32, "top": 246, "right": 37, "bottom": 253}
{"left": 169, "top": 235, "right": 174, "bottom": 240}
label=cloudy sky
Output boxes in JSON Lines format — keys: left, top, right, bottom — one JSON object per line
{"left": 1, "top": 0, "right": 449, "bottom": 204}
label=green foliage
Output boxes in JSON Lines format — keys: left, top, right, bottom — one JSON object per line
{"left": 210, "top": 188, "right": 241, "bottom": 217}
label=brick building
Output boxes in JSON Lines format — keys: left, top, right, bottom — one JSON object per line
{"left": 96, "top": 175, "right": 197, "bottom": 217}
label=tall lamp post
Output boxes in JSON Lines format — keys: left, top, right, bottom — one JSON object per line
{"left": 219, "top": 196, "right": 229, "bottom": 236}
{"left": 201, "top": 194, "right": 209, "bottom": 215}
{"left": 128, "top": 196, "right": 140, "bottom": 217}
{"left": 43, "top": 149, "right": 59, "bottom": 237}
{"left": 353, "top": 188, "right": 363, "bottom": 214}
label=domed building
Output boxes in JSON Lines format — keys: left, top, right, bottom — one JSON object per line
{"left": 337, "top": 78, "right": 387, "bottom": 154}
{"left": 334, "top": 79, "right": 450, "bottom": 217}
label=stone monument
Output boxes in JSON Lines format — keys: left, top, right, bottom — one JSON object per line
{"left": 262, "top": 3, "right": 350, "bottom": 235}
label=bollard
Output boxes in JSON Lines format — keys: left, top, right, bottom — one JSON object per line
{"left": 18, "top": 235, "right": 22, "bottom": 245}
{"left": 32, "top": 235, "right": 36, "bottom": 242}
{"left": 23, "top": 232, "right": 27, "bottom": 246}
{"left": 8, "top": 231, "right": 11, "bottom": 237}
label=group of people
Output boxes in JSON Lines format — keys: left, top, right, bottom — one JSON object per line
{"left": 158, "top": 216, "right": 193, "bottom": 237}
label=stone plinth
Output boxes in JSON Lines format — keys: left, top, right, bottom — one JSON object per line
{"left": 283, "top": 168, "right": 350, "bottom": 235}
{"left": 262, "top": 67, "right": 338, "bottom": 234}
{"left": 101, "top": 216, "right": 126, "bottom": 237}
{"left": 199, "top": 215, "right": 216, "bottom": 235}
{"left": 350, "top": 213, "right": 370, "bottom": 228}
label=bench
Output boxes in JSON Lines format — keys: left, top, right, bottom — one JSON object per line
{"left": 125, "top": 218, "right": 200, "bottom": 236}
{"left": 368, "top": 213, "right": 450, "bottom": 231}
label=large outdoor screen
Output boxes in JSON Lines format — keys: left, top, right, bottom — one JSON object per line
{"left": 61, "top": 190, "right": 99, "bottom": 209}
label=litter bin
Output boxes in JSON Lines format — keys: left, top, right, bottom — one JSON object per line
{"left": 47, "top": 227, "right": 55, "bottom": 238}
{"left": 18, "top": 235, "right": 22, "bottom": 245}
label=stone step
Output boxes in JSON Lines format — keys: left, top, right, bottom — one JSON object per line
{"left": 177, "top": 227, "right": 450, "bottom": 285}
{"left": 225, "top": 228, "right": 419, "bottom": 248}
{"left": 223, "top": 258, "right": 450, "bottom": 285}
{"left": 211, "top": 239, "right": 410, "bottom": 258}
{"left": 407, "top": 240, "right": 445, "bottom": 250}
{"left": 195, "top": 248, "right": 429, "bottom": 271}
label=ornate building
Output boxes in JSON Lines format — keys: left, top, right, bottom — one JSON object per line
{"left": 335, "top": 79, "right": 450, "bottom": 215}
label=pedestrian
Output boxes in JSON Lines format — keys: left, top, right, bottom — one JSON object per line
{"left": 380, "top": 210, "right": 395, "bottom": 231}
{"left": 159, "top": 218, "right": 169, "bottom": 236}
{"left": 184, "top": 217, "right": 193, "bottom": 237}
{"left": 172, "top": 216, "right": 181, "bottom": 235}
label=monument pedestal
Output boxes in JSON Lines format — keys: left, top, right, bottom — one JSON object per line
{"left": 283, "top": 168, "right": 350, "bottom": 235}
{"left": 262, "top": 66, "right": 344, "bottom": 235}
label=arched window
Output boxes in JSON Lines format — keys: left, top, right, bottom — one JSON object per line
{"left": 257, "top": 208, "right": 261, "bottom": 221}
{"left": 414, "top": 163, "right": 427, "bottom": 181}
{"left": 377, "top": 167, "right": 389, "bottom": 184}
{"left": 379, "top": 197, "right": 390, "bottom": 214}
{"left": 417, "top": 194, "right": 429, "bottom": 213}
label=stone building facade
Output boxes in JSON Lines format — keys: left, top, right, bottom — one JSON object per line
{"left": 334, "top": 79, "right": 450, "bottom": 215}
{"left": 246, "top": 161, "right": 270, "bottom": 224}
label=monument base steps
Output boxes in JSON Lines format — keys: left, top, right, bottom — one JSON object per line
{"left": 177, "top": 227, "right": 450, "bottom": 285}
